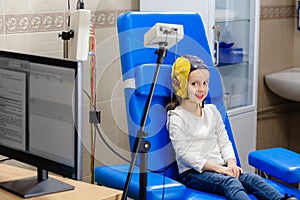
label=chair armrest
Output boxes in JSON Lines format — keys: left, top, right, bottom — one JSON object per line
{"left": 248, "top": 148, "right": 300, "bottom": 184}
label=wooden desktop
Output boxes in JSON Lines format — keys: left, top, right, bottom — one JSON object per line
{"left": 0, "top": 164, "right": 122, "bottom": 200}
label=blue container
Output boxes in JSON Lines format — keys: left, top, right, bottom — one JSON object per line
{"left": 219, "top": 47, "right": 243, "bottom": 65}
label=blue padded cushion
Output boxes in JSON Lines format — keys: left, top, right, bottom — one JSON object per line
{"left": 249, "top": 147, "right": 300, "bottom": 184}
{"left": 94, "top": 164, "right": 186, "bottom": 200}
{"left": 184, "top": 187, "right": 256, "bottom": 200}
{"left": 94, "top": 164, "right": 300, "bottom": 199}
{"left": 135, "top": 63, "right": 223, "bottom": 100}
{"left": 135, "top": 64, "right": 172, "bottom": 97}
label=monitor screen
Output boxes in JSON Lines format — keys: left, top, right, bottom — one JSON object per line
{"left": 0, "top": 50, "right": 83, "bottom": 198}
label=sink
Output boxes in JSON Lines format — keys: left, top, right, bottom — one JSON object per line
{"left": 265, "top": 67, "right": 300, "bottom": 102}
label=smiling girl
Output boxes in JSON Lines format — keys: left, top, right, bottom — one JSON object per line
{"left": 166, "top": 55, "right": 296, "bottom": 200}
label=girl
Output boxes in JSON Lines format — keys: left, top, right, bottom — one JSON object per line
{"left": 166, "top": 55, "right": 296, "bottom": 200}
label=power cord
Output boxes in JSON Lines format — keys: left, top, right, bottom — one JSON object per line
{"left": 90, "top": 110, "right": 175, "bottom": 173}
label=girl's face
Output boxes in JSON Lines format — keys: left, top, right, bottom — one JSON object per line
{"left": 187, "top": 69, "right": 209, "bottom": 105}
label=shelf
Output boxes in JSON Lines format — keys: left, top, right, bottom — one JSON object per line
{"left": 217, "top": 61, "right": 249, "bottom": 68}
{"left": 215, "top": 8, "right": 250, "bottom": 23}
{"left": 215, "top": 18, "right": 250, "bottom": 23}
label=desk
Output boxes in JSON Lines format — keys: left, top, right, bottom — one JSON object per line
{"left": 0, "top": 164, "right": 122, "bottom": 200}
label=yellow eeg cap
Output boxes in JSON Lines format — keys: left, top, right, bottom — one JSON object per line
{"left": 171, "top": 55, "right": 208, "bottom": 99}
{"left": 171, "top": 56, "right": 191, "bottom": 99}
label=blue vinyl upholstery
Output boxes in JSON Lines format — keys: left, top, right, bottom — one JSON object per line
{"left": 249, "top": 147, "right": 300, "bottom": 184}
{"left": 94, "top": 11, "right": 300, "bottom": 199}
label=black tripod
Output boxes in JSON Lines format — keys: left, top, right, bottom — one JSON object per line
{"left": 121, "top": 47, "right": 168, "bottom": 200}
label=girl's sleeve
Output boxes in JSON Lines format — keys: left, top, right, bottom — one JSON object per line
{"left": 213, "top": 106, "right": 236, "bottom": 162}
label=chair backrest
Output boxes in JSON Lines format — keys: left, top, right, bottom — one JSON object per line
{"left": 117, "top": 11, "right": 240, "bottom": 180}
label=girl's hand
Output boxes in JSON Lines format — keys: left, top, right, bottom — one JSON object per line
{"left": 226, "top": 158, "right": 243, "bottom": 178}
{"left": 228, "top": 165, "right": 243, "bottom": 178}
{"left": 216, "top": 165, "right": 243, "bottom": 178}
{"left": 203, "top": 160, "right": 243, "bottom": 178}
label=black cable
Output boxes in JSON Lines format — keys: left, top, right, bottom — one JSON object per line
{"left": 162, "top": 94, "right": 175, "bottom": 200}
{"left": 83, "top": 89, "right": 91, "bottom": 100}
{"left": 77, "top": 0, "right": 84, "bottom": 9}
{"left": 161, "top": 166, "right": 167, "bottom": 200}
{"left": 67, "top": 0, "right": 70, "bottom": 27}
{"left": 94, "top": 123, "right": 131, "bottom": 164}
{"left": 93, "top": 115, "right": 174, "bottom": 174}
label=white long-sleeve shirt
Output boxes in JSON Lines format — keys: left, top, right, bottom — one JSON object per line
{"left": 167, "top": 104, "right": 236, "bottom": 174}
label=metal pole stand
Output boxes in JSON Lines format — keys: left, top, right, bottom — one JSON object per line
{"left": 121, "top": 47, "right": 168, "bottom": 200}
{"left": 58, "top": 30, "right": 74, "bottom": 59}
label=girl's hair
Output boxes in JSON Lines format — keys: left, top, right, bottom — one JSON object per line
{"left": 166, "top": 94, "right": 180, "bottom": 111}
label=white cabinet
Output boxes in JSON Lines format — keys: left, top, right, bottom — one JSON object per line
{"left": 140, "top": 0, "right": 260, "bottom": 171}
{"left": 229, "top": 111, "right": 257, "bottom": 172}
{"left": 215, "top": 0, "right": 260, "bottom": 117}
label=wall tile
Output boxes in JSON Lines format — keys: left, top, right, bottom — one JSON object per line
{"left": 82, "top": 61, "right": 91, "bottom": 105}
{"left": 0, "top": 36, "right": 4, "bottom": 49}
{"left": 258, "top": 4, "right": 295, "bottom": 111}
{"left": 0, "top": 0, "right": 3, "bottom": 35}
{"left": 294, "top": 24, "right": 300, "bottom": 66}
{"left": 91, "top": 10, "right": 117, "bottom": 28}
{"left": 95, "top": 60, "right": 122, "bottom": 101}
{"left": 261, "top": 0, "right": 295, "bottom": 7}
{"left": 260, "top": 5, "right": 295, "bottom": 20}
{"left": 0, "top": 0, "right": 3, "bottom": 13}
{"left": 290, "top": 109, "right": 300, "bottom": 153}
{"left": 0, "top": 14, "right": 3, "bottom": 35}
{"left": 4, "top": 13, "right": 65, "bottom": 34}
{"left": 94, "top": 28, "right": 119, "bottom": 56}
{"left": 82, "top": 104, "right": 93, "bottom": 153}
{"left": 92, "top": 100, "right": 130, "bottom": 166}
{"left": 257, "top": 115, "right": 289, "bottom": 149}
{"left": 259, "top": 20, "right": 293, "bottom": 73}
{"left": 3, "top": 0, "right": 67, "bottom": 14}
{"left": 257, "top": 2, "right": 298, "bottom": 151}
{"left": 258, "top": 15, "right": 294, "bottom": 110}
{"left": 3, "top": 32, "right": 63, "bottom": 57}
{"left": 83, "top": 0, "right": 138, "bottom": 11}
{"left": 81, "top": 145, "right": 92, "bottom": 182}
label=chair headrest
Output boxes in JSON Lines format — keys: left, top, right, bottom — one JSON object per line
{"left": 134, "top": 63, "right": 223, "bottom": 101}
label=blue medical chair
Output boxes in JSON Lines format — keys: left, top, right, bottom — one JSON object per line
{"left": 94, "top": 11, "right": 300, "bottom": 199}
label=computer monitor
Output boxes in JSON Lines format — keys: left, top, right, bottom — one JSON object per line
{"left": 0, "top": 50, "right": 83, "bottom": 198}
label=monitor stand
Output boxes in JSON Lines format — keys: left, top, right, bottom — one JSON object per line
{"left": 0, "top": 168, "right": 74, "bottom": 198}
